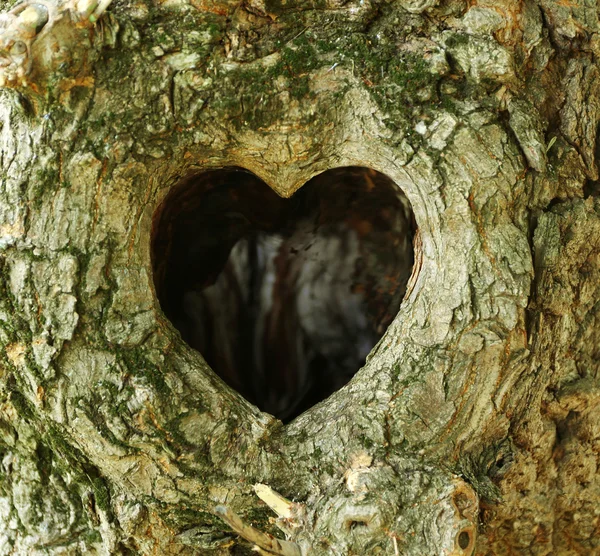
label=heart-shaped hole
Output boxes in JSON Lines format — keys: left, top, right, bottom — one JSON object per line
{"left": 151, "top": 166, "right": 416, "bottom": 422}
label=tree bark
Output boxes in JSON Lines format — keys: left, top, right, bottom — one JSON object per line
{"left": 0, "top": 0, "right": 598, "bottom": 554}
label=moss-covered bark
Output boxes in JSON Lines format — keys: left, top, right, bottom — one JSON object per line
{"left": 0, "top": 0, "right": 597, "bottom": 553}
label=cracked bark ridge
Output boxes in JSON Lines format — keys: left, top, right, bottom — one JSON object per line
{"left": 0, "top": 0, "right": 114, "bottom": 93}
{"left": 0, "top": 0, "right": 597, "bottom": 553}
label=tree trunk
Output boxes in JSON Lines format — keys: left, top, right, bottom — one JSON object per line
{"left": 0, "top": 0, "right": 598, "bottom": 554}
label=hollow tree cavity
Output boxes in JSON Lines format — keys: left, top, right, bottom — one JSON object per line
{"left": 152, "top": 167, "right": 416, "bottom": 421}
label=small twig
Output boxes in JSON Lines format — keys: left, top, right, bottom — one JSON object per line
{"left": 91, "top": 0, "right": 113, "bottom": 21}
{"left": 290, "top": 27, "right": 308, "bottom": 43}
{"left": 254, "top": 484, "right": 297, "bottom": 519}
{"left": 214, "top": 506, "right": 302, "bottom": 556}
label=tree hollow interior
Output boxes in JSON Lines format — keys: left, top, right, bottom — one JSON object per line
{"left": 152, "top": 167, "right": 416, "bottom": 422}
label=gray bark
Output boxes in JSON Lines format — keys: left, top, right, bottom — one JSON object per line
{"left": 0, "top": 0, "right": 598, "bottom": 554}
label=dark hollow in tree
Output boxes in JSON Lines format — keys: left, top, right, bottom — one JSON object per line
{"left": 152, "top": 167, "right": 416, "bottom": 421}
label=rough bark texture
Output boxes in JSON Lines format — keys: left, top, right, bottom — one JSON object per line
{"left": 0, "top": 0, "right": 598, "bottom": 554}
